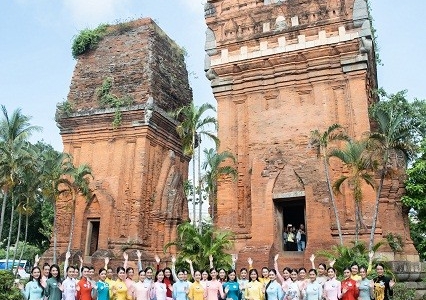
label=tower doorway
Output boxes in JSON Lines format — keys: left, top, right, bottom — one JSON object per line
{"left": 84, "top": 219, "right": 100, "bottom": 256}
{"left": 275, "top": 196, "right": 306, "bottom": 251}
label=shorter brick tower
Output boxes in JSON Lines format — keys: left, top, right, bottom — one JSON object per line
{"left": 48, "top": 19, "right": 192, "bottom": 269}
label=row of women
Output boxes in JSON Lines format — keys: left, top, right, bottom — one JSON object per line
{"left": 18, "top": 252, "right": 395, "bottom": 300}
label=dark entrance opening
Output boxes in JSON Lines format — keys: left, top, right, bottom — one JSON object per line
{"left": 85, "top": 219, "right": 100, "bottom": 256}
{"left": 275, "top": 197, "right": 306, "bottom": 251}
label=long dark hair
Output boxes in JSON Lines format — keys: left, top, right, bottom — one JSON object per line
{"left": 30, "top": 267, "right": 44, "bottom": 291}
{"left": 164, "top": 267, "right": 175, "bottom": 284}
{"left": 249, "top": 269, "right": 259, "bottom": 282}
{"left": 48, "top": 264, "right": 62, "bottom": 283}
{"left": 155, "top": 270, "right": 164, "bottom": 282}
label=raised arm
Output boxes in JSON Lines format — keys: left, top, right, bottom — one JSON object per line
{"left": 171, "top": 255, "right": 178, "bottom": 282}
{"left": 209, "top": 255, "right": 214, "bottom": 269}
{"left": 185, "top": 259, "right": 195, "bottom": 278}
{"left": 64, "top": 251, "right": 71, "bottom": 275}
{"left": 231, "top": 254, "right": 238, "bottom": 270}
{"left": 310, "top": 254, "right": 316, "bottom": 270}
{"left": 155, "top": 254, "right": 161, "bottom": 272}
{"left": 136, "top": 250, "right": 142, "bottom": 272}
{"left": 367, "top": 251, "right": 374, "bottom": 274}
{"left": 247, "top": 257, "right": 253, "bottom": 271}
{"left": 33, "top": 254, "right": 40, "bottom": 267}
{"left": 274, "top": 254, "right": 284, "bottom": 284}
{"left": 123, "top": 252, "right": 128, "bottom": 270}
{"left": 78, "top": 255, "right": 83, "bottom": 278}
{"left": 104, "top": 257, "right": 110, "bottom": 270}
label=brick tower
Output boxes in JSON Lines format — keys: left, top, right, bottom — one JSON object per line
{"left": 204, "top": 0, "right": 418, "bottom": 267}
{"left": 50, "top": 19, "right": 192, "bottom": 268}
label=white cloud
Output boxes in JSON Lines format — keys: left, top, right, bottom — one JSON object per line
{"left": 62, "top": 0, "right": 132, "bottom": 28}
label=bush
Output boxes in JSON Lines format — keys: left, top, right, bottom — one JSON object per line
{"left": 392, "top": 282, "right": 416, "bottom": 300}
{"left": 0, "top": 270, "right": 24, "bottom": 300}
{"left": 71, "top": 24, "right": 109, "bottom": 58}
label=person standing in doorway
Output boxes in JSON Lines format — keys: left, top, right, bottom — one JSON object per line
{"left": 296, "top": 224, "right": 306, "bottom": 252}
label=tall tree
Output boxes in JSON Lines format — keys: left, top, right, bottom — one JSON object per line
{"left": 38, "top": 147, "right": 93, "bottom": 263}
{"left": 401, "top": 140, "right": 426, "bottom": 260}
{"left": 66, "top": 163, "right": 93, "bottom": 252}
{"left": 329, "top": 140, "right": 376, "bottom": 241}
{"left": 0, "top": 105, "right": 40, "bottom": 244}
{"left": 310, "top": 124, "right": 349, "bottom": 245}
{"left": 0, "top": 140, "right": 37, "bottom": 264}
{"left": 202, "top": 148, "right": 237, "bottom": 223}
{"left": 367, "top": 105, "right": 415, "bottom": 252}
{"left": 172, "top": 102, "right": 218, "bottom": 230}
{"left": 38, "top": 148, "right": 67, "bottom": 264}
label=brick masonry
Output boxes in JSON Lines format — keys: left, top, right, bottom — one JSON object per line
{"left": 204, "top": 0, "right": 419, "bottom": 270}
{"left": 46, "top": 18, "right": 192, "bottom": 269}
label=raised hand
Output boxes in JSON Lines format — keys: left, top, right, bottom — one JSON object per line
{"left": 209, "top": 255, "right": 213, "bottom": 262}
{"left": 136, "top": 250, "right": 142, "bottom": 259}
{"left": 232, "top": 254, "right": 238, "bottom": 263}
{"left": 185, "top": 258, "right": 192, "bottom": 264}
{"left": 274, "top": 254, "right": 279, "bottom": 262}
{"left": 369, "top": 251, "right": 374, "bottom": 260}
{"left": 309, "top": 254, "right": 315, "bottom": 262}
{"left": 389, "top": 279, "right": 395, "bottom": 289}
{"left": 329, "top": 259, "right": 336, "bottom": 267}
{"left": 171, "top": 255, "right": 176, "bottom": 264}
{"left": 123, "top": 252, "right": 129, "bottom": 261}
{"left": 104, "top": 257, "right": 110, "bottom": 265}
{"left": 154, "top": 254, "right": 160, "bottom": 264}
{"left": 247, "top": 257, "right": 253, "bottom": 265}
{"left": 66, "top": 251, "right": 71, "bottom": 260}
{"left": 34, "top": 254, "right": 40, "bottom": 265}
{"left": 79, "top": 255, "right": 83, "bottom": 263}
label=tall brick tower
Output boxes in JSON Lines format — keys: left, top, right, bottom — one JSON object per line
{"left": 50, "top": 19, "right": 192, "bottom": 267}
{"left": 204, "top": 0, "right": 418, "bottom": 267}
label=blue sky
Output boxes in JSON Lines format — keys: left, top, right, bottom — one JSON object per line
{"left": 0, "top": 1, "right": 425, "bottom": 151}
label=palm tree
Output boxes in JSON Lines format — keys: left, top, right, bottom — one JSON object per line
{"left": 172, "top": 102, "right": 218, "bottom": 230}
{"left": 0, "top": 105, "right": 41, "bottom": 243}
{"left": 329, "top": 140, "right": 376, "bottom": 241}
{"left": 310, "top": 124, "right": 349, "bottom": 245}
{"left": 39, "top": 148, "right": 69, "bottom": 263}
{"left": 367, "top": 107, "right": 415, "bottom": 252}
{"left": 0, "top": 139, "right": 37, "bottom": 264}
{"left": 39, "top": 147, "right": 93, "bottom": 263}
{"left": 202, "top": 148, "right": 238, "bottom": 223}
{"left": 163, "top": 221, "right": 234, "bottom": 271}
{"left": 66, "top": 163, "right": 93, "bottom": 252}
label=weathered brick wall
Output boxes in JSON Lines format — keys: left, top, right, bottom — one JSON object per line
{"left": 46, "top": 18, "right": 192, "bottom": 267}
{"left": 205, "top": 0, "right": 418, "bottom": 269}
{"left": 67, "top": 18, "right": 192, "bottom": 113}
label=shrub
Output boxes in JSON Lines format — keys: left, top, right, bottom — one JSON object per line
{"left": 71, "top": 24, "right": 109, "bottom": 58}
{"left": 0, "top": 270, "right": 24, "bottom": 299}
{"left": 392, "top": 282, "right": 416, "bottom": 300}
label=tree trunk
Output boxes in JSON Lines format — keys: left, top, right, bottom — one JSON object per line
{"left": 210, "top": 192, "right": 214, "bottom": 224}
{"left": 323, "top": 157, "right": 344, "bottom": 245}
{"left": 52, "top": 200, "right": 57, "bottom": 264}
{"left": 369, "top": 164, "right": 386, "bottom": 252}
{"left": 67, "top": 190, "right": 77, "bottom": 253}
{"left": 198, "top": 144, "right": 203, "bottom": 234}
{"left": 16, "top": 213, "right": 29, "bottom": 276}
{"left": 355, "top": 201, "right": 360, "bottom": 242}
{"left": 0, "top": 190, "right": 7, "bottom": 243}
{"left": 5, "top": 194, "right": 16, "bottom": 265}
{"left": 11, "top": 211, "right": 22, "bottom": 267}
{"left": 192, "top": 155, "right": 196, "bottom": 227}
